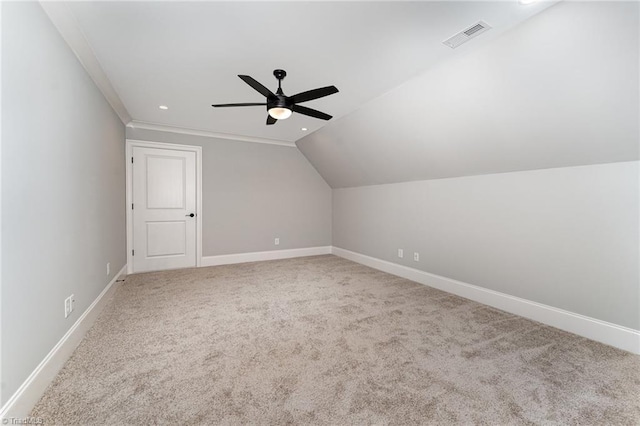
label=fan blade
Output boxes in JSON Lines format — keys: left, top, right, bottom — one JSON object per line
{"left": 290, "top": 86, "right": 339, "bottom": 104}
{"left": 266, "top": 115, "right": 277, "bottom": 125}
{"left": 211, "top": 103, "right": 266, "bottom": 108}
{"left": 238, "top": 75, "right": 276, "bottom": 98}
{"left": 292, "top": 105, "right": 332, "bottom": 120}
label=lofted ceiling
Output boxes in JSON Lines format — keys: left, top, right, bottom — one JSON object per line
{"left": 57, "top": 1, "right": 556, "bottom": 144}
{"left": 297, "top": 1, "right": 640, "bottom": 187}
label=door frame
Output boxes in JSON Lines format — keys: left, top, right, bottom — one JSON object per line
{"left": 125, "top": 139, "right": 203, "bottom": 274}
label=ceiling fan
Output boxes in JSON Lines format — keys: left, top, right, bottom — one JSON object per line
{"left": 211, "top": 69, "right": 339, "bottom": 125}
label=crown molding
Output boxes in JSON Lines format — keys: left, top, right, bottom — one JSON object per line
{"left": 126, "top": 121, "right": 297, "bottom": 147}
{"left": 39, "top": 1, "right": 132, "bottom": 125}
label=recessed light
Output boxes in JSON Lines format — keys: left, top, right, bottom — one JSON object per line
{"left": 301, "top": 127, "right": 308, "bottom": 131}
{"left": 159, "top": 105, "right": 169, "bottom": 110}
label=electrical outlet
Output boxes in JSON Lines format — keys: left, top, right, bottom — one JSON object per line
{"left": 274, "top": 238, "right": 280, "bottom": 246}
{"left": 107, "top": 262, "right": 110, "bottom": 276}
{"left": 414, "top": 252, "right": 420, "bottom": 262}
{"left": 65, "top": 294, "right": 75, "bottom": 318}
{"left": 398, "top": 249, "right": 404, "bottom": 258}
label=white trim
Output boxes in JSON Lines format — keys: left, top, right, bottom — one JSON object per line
{"left": 39, "top": 2, "right": 132, "bottom": 125}
{"left": 202, "top": 246, "right": 332, "bottom": 267}
{"left": 126, "top": 140, "right": 203, "bottom": 274}
{"left": 331, "top": 247, "right": 640, "bottom": 354}
{"left": 0, "top": 0, "right": 4, "bottom": 406}
{"left": 127, "top": 121, "right": 296, "bottom": 148}
{"left": 0, "top": 265, "right": 127, "bottom": 421}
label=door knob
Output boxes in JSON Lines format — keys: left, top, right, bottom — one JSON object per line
{"left": 186, "top": 213, "right": 195, "bottom": 217}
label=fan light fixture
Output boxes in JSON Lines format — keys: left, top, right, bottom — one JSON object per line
{"left": 268, "top": 107, "right": 292, "bottom": 120}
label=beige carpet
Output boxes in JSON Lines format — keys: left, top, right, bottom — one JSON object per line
{"left": 32, "top": 255, "right": 639, "bottom": 425}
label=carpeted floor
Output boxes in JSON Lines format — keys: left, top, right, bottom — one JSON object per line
{"left": 32, "top": 255, "right": 639, "bottom": 425}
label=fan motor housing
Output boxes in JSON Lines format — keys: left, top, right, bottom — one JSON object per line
{"left": 267, "top": 95, "right": 293, "bottom": 111}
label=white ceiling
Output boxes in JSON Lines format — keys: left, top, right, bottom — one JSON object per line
{"left": 64, "top": 1, "right": 556, "bottom": 143}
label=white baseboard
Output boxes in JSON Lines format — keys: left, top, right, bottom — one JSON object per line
{"left": 331, "top": 247, "right": 640, "bottom": 354}
{"left": 0, "top": 265, "right": 128, "bottom": 420}
{"left": 201, "top": 246, "right": 332, "bottom": 267}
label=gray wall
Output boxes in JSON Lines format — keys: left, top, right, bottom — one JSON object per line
{"left": 1, "top": 3, "right": 126, "bottom": 404}
{"left": 333, "top": 161, "right": 640, "bottom": 329}
{"left": 126, "top": 128, "right": 332, "bottom": 256}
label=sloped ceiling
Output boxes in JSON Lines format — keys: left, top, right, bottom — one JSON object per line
{"left": 58, "top": 1, "right": 554, "bottom": 143}
{"left": 297, "top": 1, "right": 640, "bottom": 188}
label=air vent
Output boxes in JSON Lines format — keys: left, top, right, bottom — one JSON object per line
{"left": 443, "top": 21, "right": 492, "bottom": 49}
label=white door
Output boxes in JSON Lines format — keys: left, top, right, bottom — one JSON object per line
{"left": 132, "top": 146, "right": 197, "bottom": 273}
